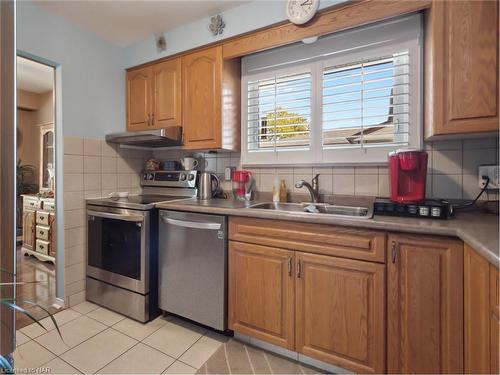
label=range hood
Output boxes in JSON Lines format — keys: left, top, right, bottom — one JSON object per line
{"left": 105, "top": 127, "right": 182, "bottom": 148}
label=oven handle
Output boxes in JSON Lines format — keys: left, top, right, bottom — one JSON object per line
{"left": 161, "top": 216, "right": 221, "bottom": 230}
{"left": 87, "top": 210, "right": 144, "bottom": 222}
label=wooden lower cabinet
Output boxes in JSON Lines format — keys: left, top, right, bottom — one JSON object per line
{"left": 295, "top": 252, "right": 385, "bottom": 373}
{"left": 464, "top": 244, "right": 491, "bottom": 373}
{"left": 464, "top": 244, "right": 499, "bottom": 374}
{"left": 228, "top": 241, "right": 295, "bottom": 349}
{"left": 387, "top": 234, "right": 463, "bottom": 373}
{"left": 490, "top": 265, "right": 499, "bottom": 374}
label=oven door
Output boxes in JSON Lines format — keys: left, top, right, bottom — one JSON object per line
{"left": 86, "top": 206, "right": 149, "bottom": 294}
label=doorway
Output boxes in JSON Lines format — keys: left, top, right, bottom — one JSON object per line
{"left": 16, "top": 56, "right": 59, "bottom": 328}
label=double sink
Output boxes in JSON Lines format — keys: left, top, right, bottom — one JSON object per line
{"left": 247, "top": 202, "right": 373, "bottom": 219}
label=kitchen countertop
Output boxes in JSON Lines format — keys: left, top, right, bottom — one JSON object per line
{"left": 156, "top": 198, "right": 499, "bottom": 267}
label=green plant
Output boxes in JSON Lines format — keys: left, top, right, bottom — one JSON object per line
{"left": 0, "top": 267, "right": 61, "bottom": 373}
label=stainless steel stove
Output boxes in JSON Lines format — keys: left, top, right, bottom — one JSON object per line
{"left": 85, "top": 170, "right": 198, "bottom": 322}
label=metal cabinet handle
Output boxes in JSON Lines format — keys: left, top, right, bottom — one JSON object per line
{"left": 297, "top": 260, "right": 301, "bottom": 278}
{"left": 150, "top": 113, "right": 154, "bottom": 126}
{"left": 391, "top": 240, "right": 397, "bottom": 263}
{"left": 161, "top": 216, "right": 221, "bottom": 230}
{"left": 39, "top": 231, "right": 45, "bottom": 236}
{"left": 287, "top": 257, "right": 292, "bottom": 277}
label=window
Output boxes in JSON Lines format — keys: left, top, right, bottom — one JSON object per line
{"left": 247, "top": 71, "right": 312, "bottom": 152}
{"left": 241, "top": 15, "right": 422, "bottom": 165}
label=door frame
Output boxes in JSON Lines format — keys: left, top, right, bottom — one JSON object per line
{"left": 16, "top": 51, "right": 65, "bottom": 306}
{"left": 0, "top": 0, "right": 16, "bottom": 357}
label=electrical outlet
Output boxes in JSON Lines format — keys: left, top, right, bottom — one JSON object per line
{"left": 478, "top": 165, "right": 499, "bottom": 189}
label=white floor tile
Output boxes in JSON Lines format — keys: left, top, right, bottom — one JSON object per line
{"left": 43, "top": 357, "right": 81, "bottom": 374}
{"left": 70, "top": 301, "right": 99, "bottom": 314}
{"left": 35, "top": 315, "right": 107, "bottom": 355}
{"left": 179, "top": 335, "right": 224, "bottom": 369}
{"left": 87, "top": 307, "right": 126, "bottom": 326}
{"left": 12, "top": 340, "right": 55, "bottom": 370}
{"left": 98, "top": 343, "right": 175, "bottom": 374}
{"left": 143, "top": 321, "right": 204, "bottom": 358}
{"left": 61, "top": 328, "right": 137, "bottom": 374}
{"left": 163, "top": 360, "right": 197, "bottom": 374}
{"left": 112, "top": 316, "right": 168, "bottom": 341}
{"left": 20, "top": 308, "right": 82, "bottom": 339}
{"left": 16, "top": 331, "right": 31, "bottom": 346}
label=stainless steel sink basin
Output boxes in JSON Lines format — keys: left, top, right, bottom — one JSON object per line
{"left": 247, "top": 202, "right": 373, "bottom": 219}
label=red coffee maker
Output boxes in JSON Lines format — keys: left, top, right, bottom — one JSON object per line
{"left": 388, "top": 149, "right": 428, "bottom": 203}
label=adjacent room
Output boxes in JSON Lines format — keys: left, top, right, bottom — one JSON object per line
{"left": 16, "top": 56, "right": 58, "bottom": 328}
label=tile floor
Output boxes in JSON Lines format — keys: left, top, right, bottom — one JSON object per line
{"left": 14, "top": 302, "right": 324, "bottom": 374}
{"left": 15, "top": 301, "right": 226, "bottom": 374}
{"left": 15, "top": 248, "right": 60, "bottom": 329}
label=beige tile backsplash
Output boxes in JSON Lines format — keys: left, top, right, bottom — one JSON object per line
{"left": 63, "top": 136, "right": 152, "bottom": 306}
{"left": 153, "top": 137, "right": 499, "bottom": 201}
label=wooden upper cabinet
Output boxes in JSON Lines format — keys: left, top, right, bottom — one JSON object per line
{"left": 127, "top": 66, "right": 152, "bottom": 131}
{"left": 152, "top": 59, "right": 182, "bottom": 128}
{"left": 387, "top": 233, "right": 463, "bottom": 374}
{"left": 228, "top": 241, "right": 295, "bottom": 349}
{"left": 182, "top": 46, "right": 222, "bottom": 149}
{"left": 295, "top": 252, "right": 385, "bottom": 373}
{"left": 425, "top": 0, "right": 499, "bottom": 138}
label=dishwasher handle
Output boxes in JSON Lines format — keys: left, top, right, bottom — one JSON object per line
{"left": 161, "top": 215, "right": 222, "bottom": 230}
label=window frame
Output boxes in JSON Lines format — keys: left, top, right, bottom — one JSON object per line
{"left": 241, "top": 14, "right": 423, "bottom": 166}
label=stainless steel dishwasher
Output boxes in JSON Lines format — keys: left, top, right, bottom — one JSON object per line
{"left": 158, "top": 210, "right": 227, "bottom": 330}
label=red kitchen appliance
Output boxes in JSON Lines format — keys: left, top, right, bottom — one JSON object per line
{"left": 388, "top": 149, "right": 428, "bottom": 203}
{"left": 232, "top": 170, "right": 252, "bottom": 201}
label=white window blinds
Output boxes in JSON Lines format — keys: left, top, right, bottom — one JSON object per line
{"left": 247, "top": 71, "right": 312, "bottom": 152}
{"left": 241, "top": 14, "right": 421, "bottom": 165}
{"left": 322, "top": 52, "right": 410, "bottom": 149}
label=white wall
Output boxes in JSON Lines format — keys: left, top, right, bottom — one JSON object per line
{"left": 16, "top": 1, "right": 125, "bottom": 138}
{"left": 123, "top": 0, "right": 345, "bottom": 68}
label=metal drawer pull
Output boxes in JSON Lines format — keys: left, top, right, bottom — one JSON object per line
{"left": 87, "top": 210, "right": 144, "bottom": 222}
{"left": 287, "top": 257, "right": 292, "bottom": 276}
{"left": 297, "top": 260, "right": 301, "bottom": 278}
{"left": 161, "top": 216, "right": 221, "bottom": 230}
{"left": 391, "top": 241, "right": 397, "bottom": 263}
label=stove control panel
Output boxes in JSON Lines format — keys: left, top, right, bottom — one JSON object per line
{"left": 141, "top": 170, "right": 197, "bottom": 188}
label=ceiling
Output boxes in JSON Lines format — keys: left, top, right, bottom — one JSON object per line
{"left": 17, "top": 56, "right": 54, "bottom": 94}
{"left": 33, "top": 0, "right": 251, "bottom": 47}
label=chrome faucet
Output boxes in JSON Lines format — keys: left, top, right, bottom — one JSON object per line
{"left": 295, "top": 174, "right": 320, "bottom": 203}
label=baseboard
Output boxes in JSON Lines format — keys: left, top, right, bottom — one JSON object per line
{"left": 233, "top": 332, "right": 351, "bottom": 374}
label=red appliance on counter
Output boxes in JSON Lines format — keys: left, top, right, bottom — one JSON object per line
{"left": 232, "top": 170, "right": 252, "bottom": 201}
{"left": 388, "top": 149, "right": 428, "bottom": 203}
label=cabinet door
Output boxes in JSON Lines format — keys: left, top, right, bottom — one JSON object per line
{"left": 464, "top": 244, "right": 491, "bottom": 373}
{"left": 127, "top": 66, "right": 153, "bottom": 131}
{"left": 22, "top": 209, "right": 35, "bottom": 250}
{"left": 228, "top": 241, "right": 295, "bottom": 349}
{"left": 425, "top": 1, "right": 498, "bottom": 137}
{"left": 490, "top": 265, "right": 499, "bottom": 374}
{"left": 152, "top": 59, "right": 182, "bottom": 129}
{"left": 387, "top": 234, "right": 463, "bottom": 373}
{"left": 182, "top": 46, "right": 222, "bottom": 150}
{"left": 295, "top": 252, "right": 385, "bottom": 373}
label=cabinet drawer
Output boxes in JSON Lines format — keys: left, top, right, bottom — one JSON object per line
{"left": 36, "top": 225, "right": 50, "bottom": 241}
{"left": 44, "top": 200, "right": 55, "bottom": 211}
{"left": 24, "top": 198, "right": 42, "bottom": 209}
{"left": 36, "top": 211, "right": 50, "bottom": 225}
{"left": 35, "top": 239, "right": 50, "bottom": 255}
{"left": 229, "top": 217, "right": 386, "bottom": 263}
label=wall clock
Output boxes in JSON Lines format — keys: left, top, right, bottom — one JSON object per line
{"left": 286, "top": 0, "right": 320, "bottom": 25}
